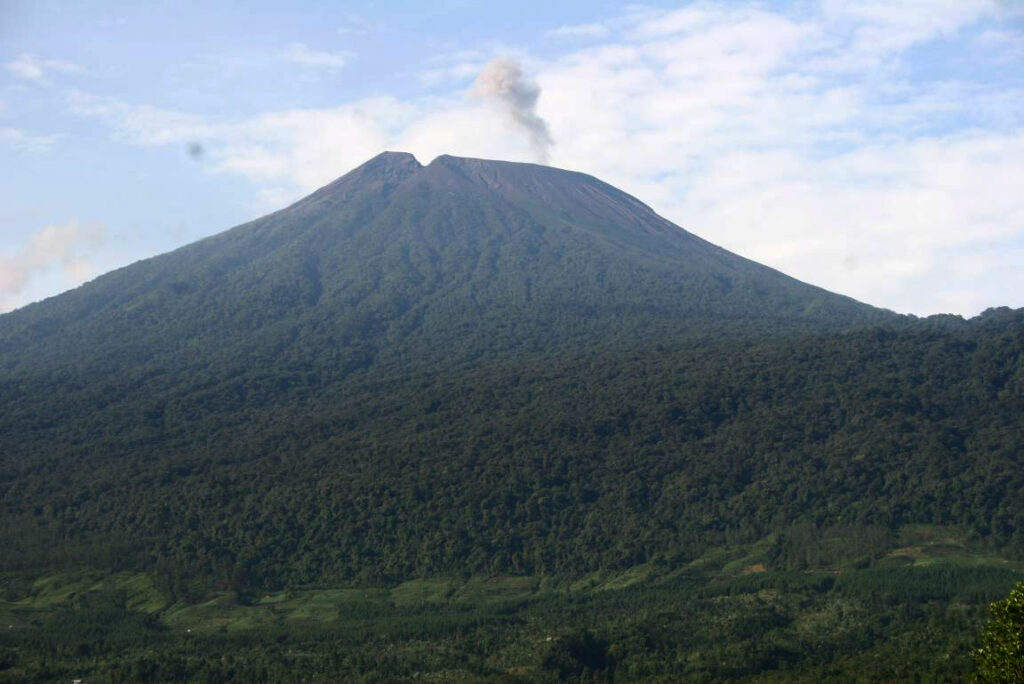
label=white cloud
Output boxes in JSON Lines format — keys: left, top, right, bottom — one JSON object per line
{"left": 4, "top": 53, "right": 84, "bottom": 83}
{"left": 977, "top": 27, "right": 1024, "bottom": 62}
{"left": 69, "top": 91, "right": 212, "bottom": 144}
{"left": 219, "top": 99, "right": 413, "bottom": 191}
{"left": 655, "top": 133, "right": 1024, "bottom": 315}
{"left": 419, "top": 60, "right": 486, "bottom": 86}
{"left": 0, "top": 221, "right": 105, "bottom": 313}
{"left": 418, "top": 49, "right": 492, "bottom": 86}
{"left": 531, "top": 2, "right": 1022, "bottom": 315}
{"left": 280, "top": 43, "right": 352, "bottom": 70}
{"left": 67, "top": 1, "right": 1023, "bottom": 315}
{"left": 396, "top": 100, "right": 543, "bottom": 165}
{"left": 806, "top": 0, "right": 998, "bottom": 72}
{"left": 547, "top": 22, "right": 610, "bottom": 39}
{"left": 821, "top": 0, "right": 995, "bottom": 50}
{"left": 69, "top": 90, "right": 417, "bottom": 201}
{"left": 0, "top": 127, "right": 60, "bottom": 152}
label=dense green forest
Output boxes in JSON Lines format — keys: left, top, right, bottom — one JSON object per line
{"left": 1, "top": 153, "right": 1022, "bottom": 679}
{"left": 2, "top": 308, "right": 1021, "bottom": 680}
{"left": 2, "top": 308, "right": 1021, "bottom": 591}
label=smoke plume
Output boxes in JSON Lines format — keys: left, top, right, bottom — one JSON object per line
{"left": 471, "top": 58, "right": 553, "bottom": 163}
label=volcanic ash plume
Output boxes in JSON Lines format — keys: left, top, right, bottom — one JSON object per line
{"left": 471, "top": 58, "right": 553, "bottom": 163}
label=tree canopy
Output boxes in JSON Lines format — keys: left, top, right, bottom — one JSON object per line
{"left": 974, "top": 581, "right": 1024, "bottom": 683}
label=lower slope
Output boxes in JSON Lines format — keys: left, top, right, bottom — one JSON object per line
{"left": 1, "top": 309, "right": 1021, "bottom": 592}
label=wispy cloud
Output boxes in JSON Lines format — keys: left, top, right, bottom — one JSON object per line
{"left": 68, "top": 90, "right": 414, "bottom": 206}
{"left": 547, "top": 22, "right": 610, "bottom": 39}
{"left": 0, "top": 221, "right": 105, "bottom": 312}
{"left": 68, "top": 91, "right": 212, "bottom": 145}
{"left": 418, "top": 49, "right": 490, "bottom": 86}
{"left": 976, "top": 27, "right": 1024, "bottom": 63}
{"left": 419, "top": 60, "right": 487, "bottom": 87}
{"left": 0, "top": 127, "right": 60, "bottom": 152}
{"left": 280, "top": 43, "right": 352, "bottom": 70}
{"left": 4, "top": 53, "right": 84, "bottom": 83}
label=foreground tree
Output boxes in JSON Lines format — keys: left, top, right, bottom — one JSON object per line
{"left": 973, "top": 582, "right": 1024, "bottom": 683}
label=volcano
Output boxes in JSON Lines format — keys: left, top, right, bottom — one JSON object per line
{"left": 2, "top": 153, "right": 1020, "bottom": 596}
{"left": 0, "top": 152, "right": 891, "bottom": 377}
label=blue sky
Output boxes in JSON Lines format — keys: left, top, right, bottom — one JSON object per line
{"left": 2, "top": 0, "right": 1023, "bottom": 315}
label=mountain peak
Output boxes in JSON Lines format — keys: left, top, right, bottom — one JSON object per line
{"left": 294, "top": 151, "right": 422, "bottom": 211}
{"left": 0, "top": 150, "right": 896, "bottom": 366}
{"left": 343, "top": 149, "right": 422, "bottom": 181}
{"left": 367, "top": 150, "right": 422, "bottom": 169}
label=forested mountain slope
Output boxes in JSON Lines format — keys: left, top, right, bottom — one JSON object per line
{"left": 1, "top": 153, "right": 1020, "bottom": 596}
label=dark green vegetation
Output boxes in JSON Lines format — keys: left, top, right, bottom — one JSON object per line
{"left": 973, "top": 581, "right": 1024, "bottom": 683}
{"left": 1, "top": 152, "right": 1022, "bottom": 680}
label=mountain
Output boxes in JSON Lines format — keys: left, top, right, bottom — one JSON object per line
{"left": 1, "top": 152, "right": 1022, "bottom": 596}
{"left": 0, "top": 152, "right": 891, "bottom": 379}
